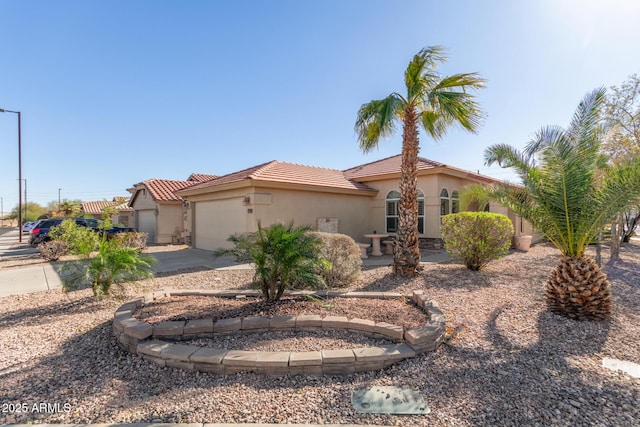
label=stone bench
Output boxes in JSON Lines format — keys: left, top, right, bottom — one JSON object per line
{"left": 113, "top": 289, "right": 446, "bottom": 377}
{"left": 382, "top": 240, "right": 394, "bottom": 255}
{"left": 356, "top": 242, "right": 370, "bottom": 259}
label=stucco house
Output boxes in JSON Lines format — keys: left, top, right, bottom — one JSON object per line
{"left": 128, "top": 174, "right": 216, "bottom": 244}
{"left": 80, "top": 197, "right": 134, "bottom": 226}
{"left": 175, "top": 155, "right": 534, "bottom": 251}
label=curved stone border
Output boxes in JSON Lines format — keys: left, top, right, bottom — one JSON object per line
{"left": 113, "top": 289, "right": 445, "bottom": 376}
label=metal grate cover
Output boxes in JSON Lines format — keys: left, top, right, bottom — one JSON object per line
{"left": 351, "top": 386, "right": 430, "bottom": 415}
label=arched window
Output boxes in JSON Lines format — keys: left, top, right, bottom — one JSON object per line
{"left": 440, "top": 188, "right": 449, "bottom": 216}
{"left": 451, "top": 190, "right": 460, "bottom": 213}
{"left": 386, "top": 191, "right": 400, "bottom": 233}
{"left": 385, "top": 190, "right": 426, "bottom": 234}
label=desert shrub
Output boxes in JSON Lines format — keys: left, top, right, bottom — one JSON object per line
{"left": 216, "top": 221, "right": 327, "bottom": 301}
{"left": 309, "top": 231, "right": 361, "bottom": 287}
{"left": 441, "top": 212, "right": 513, "bottom": 271}
{"left": 39, "top": 240, "right": 69, "bottom": 261}
{"left": 111, "top": 231, "right": 148, "bottom": 252}
{"left": 49, "top": 219, "right": 99, "bottom": 256}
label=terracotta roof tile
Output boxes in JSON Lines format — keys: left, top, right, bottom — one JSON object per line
{"left": 81, "top": 198, "right": 132, "bottom": 214}
{"left": 343, "top": 154, "right": 444, "bottom": 179}
{"left": 181, "top": 161, "right": 376, "bottom": 193}
{"left": 134, "top": 178, "right": 196, "bottom": 201}
{"left": 187, "top": 173, "right": 218, "bottom": 182}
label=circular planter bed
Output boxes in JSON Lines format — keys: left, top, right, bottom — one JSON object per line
{"left": 113, "top": 289, "right": 446, "bottom": 376}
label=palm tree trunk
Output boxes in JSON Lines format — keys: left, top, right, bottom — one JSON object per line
{"left": 545, "top": 255, "right": 612, "bottom": 320}
{"left": 394, "top": 105, "right": 423, "bottom": 277}
{"left": 610, "top": 215, "right": 622, "bottom": 260}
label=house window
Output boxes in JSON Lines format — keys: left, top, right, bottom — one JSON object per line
{"left": 386, "top": 190, "right": 400, "bottom": 233}
{"left": 417, "top": 190, "right": 425, "bottom": 234}
{"left": 452, "top": 190, "right": 460, "bottom": 213}
{"left": 440, "top": 189, "right": 450, "bottom": 216}
{"left": 385, "top": 190, "right": 425, "bottom": 234}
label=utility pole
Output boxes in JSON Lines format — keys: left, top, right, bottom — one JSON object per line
{"left": 23, "top": 179, "right": 27, "bottom": 222}
{"left": 58, "top": 188, "right": 62, "bottom": 212}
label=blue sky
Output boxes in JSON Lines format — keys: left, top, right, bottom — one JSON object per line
{"left": 1, "top": 0, "right": 639, "bottom": 209}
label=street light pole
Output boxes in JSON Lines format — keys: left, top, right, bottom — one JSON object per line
{"left": 20, "top": 179, "right": 27, "bottom": 222}
{"left": 0, "top": 108, "right": 22, "bottom": 242}
{"left": 58, "top": 188, "right": 62, "bottom": 212}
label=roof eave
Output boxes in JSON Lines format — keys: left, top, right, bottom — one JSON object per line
{"left": 177, "top": 179, "right": 252, "bottom": 196}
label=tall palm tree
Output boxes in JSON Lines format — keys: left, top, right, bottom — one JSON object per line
{"left": 463, "top": 88, "right": 640, "bottom": 320}
{"left": 355, "top": 46, "right": 485, "bottom": 277}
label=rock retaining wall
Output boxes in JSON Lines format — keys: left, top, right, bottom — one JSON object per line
{"left": 113, "top": 289, "right": 445, "bottom": 376}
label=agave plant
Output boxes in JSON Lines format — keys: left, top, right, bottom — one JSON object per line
{"left": 463, "top": 88, "right": 640, "bottom": 320}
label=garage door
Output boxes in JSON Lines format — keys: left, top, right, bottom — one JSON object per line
{"left": 194, "top": 199, "right": 246, "bottom": 251}
{"left": 137, "top": 210, "right": 156, "bottom": 243}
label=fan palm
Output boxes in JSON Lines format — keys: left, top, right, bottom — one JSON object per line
{"left": 463, "top": 88, "right": 640, "bottom": 320}
{"left": 355, "top": 46, "right": 485, "bottom": 277}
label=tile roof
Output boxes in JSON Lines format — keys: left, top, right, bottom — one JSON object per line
{"left": 133, "top": 178, "right": 197, "bottom": 201}
{"left": 187, "top": 173, "right": 218, "bottom": 182}
{"left": 181, "top": 161, "right": 377, "bottom": 193}
{"left": 343, "top": 154, "right": 444, "bottom": 179}
{"left": 81, "top": 198, "right": 132, "bottom": 214}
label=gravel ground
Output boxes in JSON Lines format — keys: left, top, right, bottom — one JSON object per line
{"left": 1, "top": 242, "right": 639, "bottom": 426}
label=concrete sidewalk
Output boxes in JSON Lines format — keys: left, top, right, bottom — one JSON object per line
{"left": 0, "top": 229, "right": 64, "bottom": 297}
{"left": 0, "top": 229, "right": 449, "bottom": 298}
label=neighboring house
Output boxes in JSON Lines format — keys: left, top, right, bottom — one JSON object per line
{"left": 176, "top": 155, "right": 534, "bottom": 251}
{"left": 128, "top": 174, "right": 217, "bottom": 244}
{"left": 80, "top": 197, "right": 134, "bottom": 226}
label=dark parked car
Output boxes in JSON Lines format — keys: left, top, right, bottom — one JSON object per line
{"left": 29, "top": 218, "right": 99, "bottom": 247}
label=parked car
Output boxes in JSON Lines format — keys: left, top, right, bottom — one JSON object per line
{"left": 29, "top": 218, "right": 99, "bottom": 247}
{"left": 22, "top": 221, "right": 38, "bottom": 233}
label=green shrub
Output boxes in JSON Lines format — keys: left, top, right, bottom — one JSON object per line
{"left": 216, "top": 221, "right": 327, "bottom": 301}
{"left": 39, "top": 240, "right": 69, "bottom": 261}
{"left": 309, "top": 231, "right": 361, "bottom": 287}
{"left": 62, "top": 239, "right": 156, "bottom": 297}
{"left": 49, "top": 219, "right": 99, "bottom": 256}
{"left": 441, "top": 212, "right": 513, "bottom": 271}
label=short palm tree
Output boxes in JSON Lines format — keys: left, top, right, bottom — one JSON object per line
{"left": 463, "top": 88, "right": 640, "bottom": 320}
{"left": 217, "top": 221, "right": 327, "bottom": 301}
{"left": 355, "top": 46, "right": 485, "bottom": 277}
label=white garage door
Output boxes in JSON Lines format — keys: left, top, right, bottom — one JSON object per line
{"left": 137, "top": 210, "right": 156, "bottom": 243}
{"left": 194, "top": 199, "right": 246, "bottom": 251}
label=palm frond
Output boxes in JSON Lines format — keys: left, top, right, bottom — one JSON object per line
{"left": 482, "top": 90, "right": 640, "bottom": 257}
{"left": 419, "top": 73, "right": 486, "bottom": 135}
{"left": 484, "top": 143, "right": 532, "bottom": 170}
{"left": 567, "top": 87, "right": 607, "bottom": 144}
{"left": 405, "top": 46, "right": 447, "bottom": 99}
{"left": 355, "top": 95, "right": 404, "bottom": 153}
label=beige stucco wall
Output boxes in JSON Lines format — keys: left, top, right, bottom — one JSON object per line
{"left": 183, "top": 185, "right": 374, "bottom": 250}
{"left": 156, "top": 202, "right": 184, "bottom": 244}
{"left": 365, "top": 174, "right": 535, "bottom": 240}
{"left": 130, "top": 189, "right": 185, "bottom": 244}
{"left": 367, "top": 175, "right": 469, "bottom": 239}
{"left": 250, "top": 188, "right": 372, "bottom": 243}
{"left": 182, "top": 173, "right": 537, "bottom": 250}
